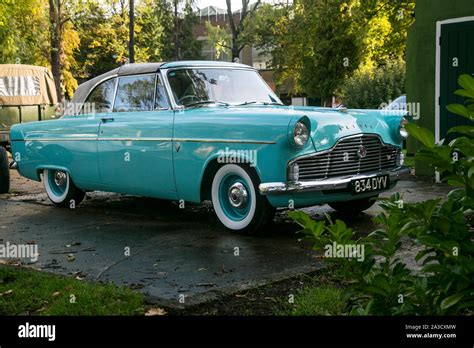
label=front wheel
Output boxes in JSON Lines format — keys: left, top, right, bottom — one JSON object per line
{"left": 328, "top": 196, "right": 378, "bottom": 215}
{"left": 43, "top": 169, "right": 85, "bottom": 208}
{"left": 211, "top": 164, "right": 275, "bottom": 234}
{"left": 0, "top": 147, "right": 10, "bottom": 194}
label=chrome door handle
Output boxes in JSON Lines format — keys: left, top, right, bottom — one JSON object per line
{"left": 101, "top": 117, "right": 114, "bottom": 123}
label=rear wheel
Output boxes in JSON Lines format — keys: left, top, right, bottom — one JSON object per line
{"left": 0, "top": 147, "right": 10, "bottom": 194}
{"left": 211, "top": 164, "right": 275, "bottom": 234}
{"left": 43, "top": 169, "right": 85, "bottom": 208}
{"left": 328, "top": 196, "right": 378, "bottom": 215}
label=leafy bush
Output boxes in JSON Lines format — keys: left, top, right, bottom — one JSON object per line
{"left": 288, "top": 74, "right": 473, "bottom": 315}
{"left": 338, "top": 61, "right": 406, "bottom": 109}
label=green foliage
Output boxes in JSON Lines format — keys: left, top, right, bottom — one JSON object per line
{"left": 407, "top": 74, "right": 474, "bottom": 193}
{"left": 289, "top": 191, "right": 473, "bottom": 315}
{"left": 356, "top": 0, "right": 415, "bottom": 69}
{"left": 299, "top": 0, "right": 362, "bottom": 103}
{"left": 287, "top": 75, "right": 473, "bottom": 316}
{"left": 339, "top": 61, "right": 406, "bottom": 109}
{"left": 0, "top": 0, "right": 49, "bottom": 65}
{"left": 157, "top": 0, "right": 202, "bottom": 61}
{"left": 1, "top": 0, "right": 202, "bottom": 94}
{"left": 251, "top": 0, "right": 413, "bottom": 100}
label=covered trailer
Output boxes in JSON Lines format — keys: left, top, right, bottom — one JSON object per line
{"left": 0, "top": 64, "right": 58, "bottom": 193}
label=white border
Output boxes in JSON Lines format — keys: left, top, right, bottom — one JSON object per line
{"left": 435, "top": 16, "right": 474, "bottom": 182}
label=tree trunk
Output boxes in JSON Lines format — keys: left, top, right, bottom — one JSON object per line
{"left": 173, "top": 0, "right": 180, "bottom": 60}
{"left": 129, "top": 0, "right": 135, "bottom": 63}
{"left": 231, "top": 41, "right": 240, "bottom": 62}
{"left": 48, "top": 0, "right": 63, "bottom": 103}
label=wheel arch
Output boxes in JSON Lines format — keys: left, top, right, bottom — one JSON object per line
{"left": 199, "top": 155, "right": 264, "bottom": 202}
{"left": 36, "top": 165, "right": 71, "bottom": 182}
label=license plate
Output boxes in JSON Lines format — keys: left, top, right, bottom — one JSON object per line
{"left": 351, "top": 175, "right": 389, "bottom": 195}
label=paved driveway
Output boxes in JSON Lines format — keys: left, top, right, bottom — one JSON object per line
{"left": 0, "top": 171, "right": 451, "bottom": 307}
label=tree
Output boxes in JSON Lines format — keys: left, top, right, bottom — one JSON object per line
{"left": 136, "top": 0, "right": 168, "bottom": 61}
{"left": 224, "top": 0, "right": 262, "bottom": 61}
{"left": 48, "top": 0, "right": 64, "bottom": 101}
{"left": 0, "top": 0, "right": 49, "bottom": 65}
{"left": 129, "top": 0, "right": 135, "bottom": 63}
{"left": 299, "top": 0, "right": 363, "bottom": 104}
{"left": 158, "top": 0, "right": 202, "bottom": 60}
{"left": 205, "top": 0, "right": 263, "bottom": 62}
{"left": 249, "top": 0, "right": 414, "bottom": 103}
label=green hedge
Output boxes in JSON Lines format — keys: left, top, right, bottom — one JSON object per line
{"left": 339, "top": 61, "right": 406, "bottom": 109}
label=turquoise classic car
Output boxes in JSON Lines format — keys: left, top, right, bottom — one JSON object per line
{"left": 10, "top": 61, "right": 410, "bottom": 233}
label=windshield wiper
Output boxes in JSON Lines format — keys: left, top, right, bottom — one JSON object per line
{"left": 237, "top": 101, "right": 284, "bottom": 106}
{"left": 185, "top": 100, "right": 230, "bottom": 108}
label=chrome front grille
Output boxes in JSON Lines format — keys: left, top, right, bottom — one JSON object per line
{"left": 294, "top": 135, "right": 399, "bottom": 181}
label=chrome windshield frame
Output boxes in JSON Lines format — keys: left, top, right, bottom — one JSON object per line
{"left": 159, "top": 66, "right": 282, "bottom": 110}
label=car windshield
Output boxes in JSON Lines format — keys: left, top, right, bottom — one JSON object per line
{"left": 166, "top": 68, "right": 282, "bottom": 107}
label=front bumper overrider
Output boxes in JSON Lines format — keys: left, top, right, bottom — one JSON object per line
{"left": 259, "top": 166, "right": 411, "bottom": 195}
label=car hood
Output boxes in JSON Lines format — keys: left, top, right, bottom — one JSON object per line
{"left": 291, "top": 106, "right": 406, "bottom": 150}
{"left": 185, "top": 105, "right": 405, "bottom": 150}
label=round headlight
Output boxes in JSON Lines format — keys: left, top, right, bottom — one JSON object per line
{"left": 293, "top": 121, "right": 309, "bottom": 146}
{"left": 399, "top": 117, "right": 409, "bottom": 139}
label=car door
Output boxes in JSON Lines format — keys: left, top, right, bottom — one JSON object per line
{"left": 56, "top": 77, "right": 118, "bottom": 186}
{"left": 97, "top": 73, "right": 177, "bottom": 199}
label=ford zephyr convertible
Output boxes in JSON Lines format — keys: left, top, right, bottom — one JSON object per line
{"left": 10, "top": 61, "right": 410, "bottom": 233}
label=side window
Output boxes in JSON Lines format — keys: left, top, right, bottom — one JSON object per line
{"left": 155, "top": 74, "right": 170, "bottom": 110}
{"left": 167, "top": 69, "right": 210, "bottom": 105}
{"left": 113, "top": 75, "right": 155, "bottom": 112}
{"left": 82, "top": 78, "right": 117, "bottom": 114}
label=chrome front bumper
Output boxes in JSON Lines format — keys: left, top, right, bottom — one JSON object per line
{"left": 259, "top": 166, "right": 411, "bottom": 195}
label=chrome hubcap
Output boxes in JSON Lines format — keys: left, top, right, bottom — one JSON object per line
{"left": 228, "top": 182, "right": 248, "bottom": 209}
{"left": 54, "top": 171, "right": 67, "bottom": 187}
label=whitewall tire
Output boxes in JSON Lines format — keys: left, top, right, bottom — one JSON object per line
{"left": 211, "top": 164, "right": 275, "bottom": 234}
{"left": 43, "top": 169, "right": 85, "bottom": 207}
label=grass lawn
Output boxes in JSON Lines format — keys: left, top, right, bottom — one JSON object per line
{"left": 280, "top": 285, "right": 346, "bottom": 316}
{"left": 0, "top": 265, "right": 145, "bottom": 315}
{"left": 0, "top": 264, "right": 348, "bottom": 316}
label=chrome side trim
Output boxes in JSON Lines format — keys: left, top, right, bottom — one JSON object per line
{"left": 259, "top": 166, "right": 411, "bottom": 195}
{"left": 14, "top": 137, "right": 275, "bottom": 144}
{"left": 173, "top": 138, "right": 276, "bottom": 144}
{"left": 14, "top": 138, "right": 97, "bottom": 142}
{"left": 98, "top": 137, "right": 171, "bottom": 142}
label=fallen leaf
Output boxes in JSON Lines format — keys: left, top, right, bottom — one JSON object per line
{"left": 66, "top": 254, "right": 75, "bottom": 262}
{"left": 52, "top": 292, "right": 61, "bottom": 297}
{"left": 0, "top": 289, "right": 13, "bottom": 296}
{"left": 145, "top": 308, "right": 167, "bottom": 316}
{"left": 196, "top": 283, "right": 214, "bottom": 287}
